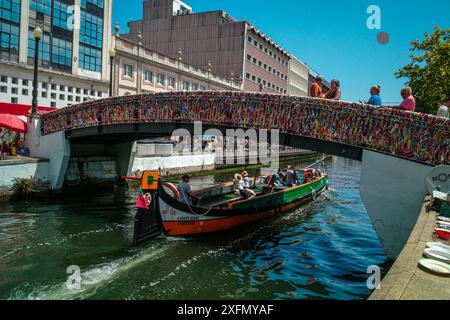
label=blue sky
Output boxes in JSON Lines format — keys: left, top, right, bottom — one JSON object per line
{"left": 112, "top": 0, "right": 450, "bottom": 103}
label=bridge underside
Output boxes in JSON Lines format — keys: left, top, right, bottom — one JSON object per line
{"left": 67, "top": 123, "right": 363, "bottom": 161}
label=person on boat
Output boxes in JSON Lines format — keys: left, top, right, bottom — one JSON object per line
{"left": 285, "top": 166, "right": 296, "bottom": 187}
{"left": 273, "top": 169, "right": 284, "bottom": 187}
{"left": 365, "top": 85, "right": 383, "bottom": 106}
{"left": 242, "top": 171, "right": 256, "bottom": 198}
{"left": 177, "top": 175, "right": 202, "bottom": 205}
{"left": 310, "top": 75, "right": 325, "bottom": 98}
{"left": 324, "top": 80, "right": 341, "bottom": 100}
{"left": 234, "top": 174, "right": 251, "bottom": 199}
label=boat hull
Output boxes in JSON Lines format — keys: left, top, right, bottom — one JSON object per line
{"left": 158, "top": 176, "right": 328, "bottom": 236}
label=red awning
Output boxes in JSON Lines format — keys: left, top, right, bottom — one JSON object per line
{"left": 0, "top": 113, "right": 27, "bottom": 133}
{"left": 0, "top": 102, "right": 56, "bottom": 116}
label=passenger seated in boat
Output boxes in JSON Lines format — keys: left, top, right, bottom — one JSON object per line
{"left": 273, "top": 169, "right": 284, "bottom": 187}
{"left": 234, "top": 174, "right": 253, "bottom": 200}
{"left": 285, "top": 166, "right": 295, "bottom": 187}
{"left": 242, "top": 171, "right": 256, "bottom": 198}
{"left": 177, "top": 175, "right": 202, "bottom": 205}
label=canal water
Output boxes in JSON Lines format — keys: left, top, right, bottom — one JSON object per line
{"left": 0, "top": 157, "right": 387, "bottom": 300}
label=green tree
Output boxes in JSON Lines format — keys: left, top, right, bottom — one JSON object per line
{"left": 395, "top": 26, "right": 450, "bottom": 114}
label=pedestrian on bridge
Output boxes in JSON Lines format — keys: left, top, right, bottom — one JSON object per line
{"left": 325, "top": 80, "right": 341, "bottom": 100}
{"left": 366, "top": 85, "right": 383, "bottom": 106}
{"left": 398, "top": 86, "right": 416, "bottom": 112}
{"left": 310, "top": 75, "right": 325, "bottom": 98}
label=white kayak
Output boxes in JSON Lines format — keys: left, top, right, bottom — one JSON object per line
{"left": 437, "top": 216, "right": 450, "bottom": 222}
{"left": 423, "top": 248, "right": 450, "bottom": 264}
{"left": 418, "top": 258, "right": 450, "bottom": 275}
{"left": 426, "top": 242, "right": 450, "bottom": 253}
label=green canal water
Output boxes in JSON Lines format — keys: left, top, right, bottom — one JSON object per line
{"left": 0, "top": 157, "right": 387, "bottom": 300}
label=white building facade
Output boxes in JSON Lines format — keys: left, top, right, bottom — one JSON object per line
{"left": 0, "top": 0, "right": 112, "bottom": 108}
{"left": 112, "top": 35, "right": 241, "bottom": 96}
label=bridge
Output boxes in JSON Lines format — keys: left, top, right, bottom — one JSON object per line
{"left": 27, "top": 91, "right": 449, "bottom": 258}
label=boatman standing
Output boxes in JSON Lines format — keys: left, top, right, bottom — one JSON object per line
{"left": 178, "top": 175, "right": 202, "bottom": 205}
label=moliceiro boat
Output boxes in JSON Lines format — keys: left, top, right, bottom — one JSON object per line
{"left": 131, "top": 160, "right": 329, "bottom": 246}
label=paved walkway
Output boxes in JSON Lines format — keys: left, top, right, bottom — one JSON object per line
{"left": 370, "top": 196, "right": 450, "bottom": 300}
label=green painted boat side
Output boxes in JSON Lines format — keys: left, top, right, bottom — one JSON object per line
{"left": 231, "top": 175, "right": 328, "bottom": 210}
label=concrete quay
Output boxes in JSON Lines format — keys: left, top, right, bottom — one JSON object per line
{"left": 369, "top": 196, "right": 450, "bottom": 300}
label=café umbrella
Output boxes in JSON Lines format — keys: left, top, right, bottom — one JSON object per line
{"left": 0, "top": 113, "right": 27, "bottom": 133}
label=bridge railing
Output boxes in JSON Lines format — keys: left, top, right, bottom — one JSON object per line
{"left": 40, "top": 92, "right": 449, "bottom": 165}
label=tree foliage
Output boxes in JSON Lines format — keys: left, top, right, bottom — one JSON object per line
{"left": 395, "top": 26, "right": 450, "bottom": 114}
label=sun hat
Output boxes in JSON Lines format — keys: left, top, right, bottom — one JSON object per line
{"left": 234, "top": 173, "right": 243, "bottom": 180}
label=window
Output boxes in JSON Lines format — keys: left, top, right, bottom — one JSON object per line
{"left": 84, "top": 89, "right": 88, "bottom": 94}
{"left": 30, "top": 0, "right": 51, "bottom": 15}
{"left": 157, "top": 73, "right": 165, "bottom": 86}
{"left": 182, "top": 81, "right": 189, "bottom": 91}
{"left": 51, "top": 36, "right": 72, "bottom": 69}
{"left": 269, "top": 51, "right": 272, "bottom": 57}
{"left": 268, "top": 66, "right": 272, "bottom": 72}
{"left": 51, "top": 92, "right": 56, "bottom": 99}
{"left": 252, "top": 57, "right": 257, "bottom": 64}
{"left": 251, "top": 75, "right": 256, "bottom": 82}
{"left": 51, "top": 84, "right": 56, "bottom": 90}
{"left": 80, "top": 10, "right": 103, "bottom": 48}
{"left": 76, "top": 88, "right": 80, "bottom": 94}
{"left": 81, "top": 0, "right": 103, "bottom": 9}
{"left": 11, "top": 87, "right": 18, "bottom": 94}
{"left": 97, "top": 92, "right": 101, "bottom": 97}
{"left": 76, "top": 96, "right": 80, "bottom": 102}
{"left": 192, "top": 83, "right": 198, "bottom": 91}
{"left": 253, "top": 40, "right": 257, "bottom": 46}
{"left": 144, "top": 70, "right": 153, "bottom": 82}
{"left": 22, "top": 88, "right": 28, "bottom": 95}
{"left": 200, "top": 86, "right": 206, "bottom": 91}
{"left": 168, "top": 76, "right": 176, "bottom": 88}
{"left": 0, "top": 3, "right": 20, "bottom": 62}
{"left": 68, "top": 95, "right": 73, "bottom": 101}
{"left": 22, "top": 79, "right": 29, "bottom": 86}
{"left": 50, "top": 101, "right": 56, "bottom": 107}
{"left": 28, "top": 30, "right": 50, "bottom": 66}
{"left": 257, "top": 78, "right": 261, "bottom": 84}
{"left": 259, "top": 44, "right": 263, "bottom": 50}
{"left": 41, "top": 91, "right": 47, "bottom": 98}
{"left": 60, "top": 85, "right": 65, "bottom": 91}
{"left": 79, "top": 45, "right": 102, "bottom": 72}
{"left": 1, "top": 0, "right": 21, "bottom": 23}
{"left": 246, "top": 54, "right": 251, "bottom": 61}
{"left": 59, "top": 94, "right": 65, "bottom": 100}
{"left": 42, "top": 82, "right": 48, "bottom": 89}
{"left": 263, "top": 64, "right": 267, "bottom": 70}
{"left": 90, "top": 90, "right": 95, "bottom": 95}
{"left": 68, "top": 87, "right": 73, "bottom": 92}
{"left": 258, "top": 61, "right": 262, "bottom": 67}
{"left": 11, "top": 97, "right": 17, "bottom": 103}
{"left": 262, "top": 80, "right": 266, "bottom": 86}
{"left": 0, "top": 86, "right": 6, "bottom": 93}
{"left": 52, "top": 1, "right": 71, "bottom": 30}
{"left": 11, "top": 77, "right": 18, "bottom": 84}
{"left": 247, "top": 36, "right": 252, "bottom": 43}
{"left": 123, "top": 64, "right": 133, "bottom": 77}
{"left": 0, "top": 75, "right": 7, "bottom": 82}
{"left": 245, "top": 73, "right": 250, "bottom": 79}
{"left": 264, "top": 48, "right": 268, "bottom": 53}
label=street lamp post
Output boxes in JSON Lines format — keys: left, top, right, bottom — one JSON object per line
{"left": 109, "top": 48, "right": 116, "bottom": 97}
{"left": 31, "top": 27, "right": 42, "bottom": 115}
